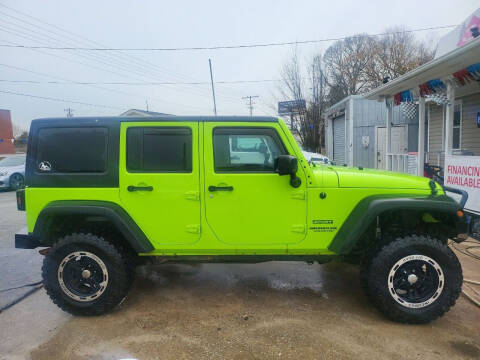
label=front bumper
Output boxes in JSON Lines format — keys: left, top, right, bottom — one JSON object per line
{"left": 15, "top": 227, "right": 40, "bottom": 249}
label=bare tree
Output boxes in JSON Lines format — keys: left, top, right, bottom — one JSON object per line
{"left": 365, "top": 26, "right": 435, "bottom": 88}
{"left": 278, "top": 51, "right": 328, "bottom": 152}
{"left": 323, "top": 28, "right": 435, "bottom": 102}
{"left": 306, "top": 54, "right": 328, "bottom": 152}
{"left": 12, "top": 123, "right": 26, "bottom": 138}
{"left": 278, "top": 50, "right": 308, "bottom": 146}
{"left": 276, "top": 26, "right": 435, "bottom": 153}
{"left": 323, "top": 34, "right": 374, "bottom": 104}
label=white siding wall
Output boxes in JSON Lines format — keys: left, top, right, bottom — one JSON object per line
{"left": 427, "top": 92, "right": 480, "bottom": 166}
{"left": 427, "top": 103, "right": 444, "bottom": 166}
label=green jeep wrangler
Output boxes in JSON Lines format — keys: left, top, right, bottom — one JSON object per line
{"left": 15, "top": 116, "right": 469, "bottom": 323}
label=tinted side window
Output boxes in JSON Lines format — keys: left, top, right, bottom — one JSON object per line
{"left": 127, "top": 127, "right": 192, "bottom": 172}
{"left": 213, "top": 128, "right": 286, "bottom": 172}
{"left": 36, "top": 127, "right": 108, "bottom": 173}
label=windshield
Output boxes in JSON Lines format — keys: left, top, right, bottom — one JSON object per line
{"left": 0, "top": 156, "right": 26, "bottom": 167}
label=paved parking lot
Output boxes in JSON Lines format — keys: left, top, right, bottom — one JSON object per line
{"left": 0, "top": 190, "right": 43, "bottom": 312}
{"left": 0, "top": 190, "right": 479, "bottom": 360}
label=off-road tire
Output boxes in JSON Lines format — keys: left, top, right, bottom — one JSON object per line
{"left": 361, "top": 234, "right": 462, "bottom": 324}
{"left": 42, "top": 233, "right": 134, "bottom": 316}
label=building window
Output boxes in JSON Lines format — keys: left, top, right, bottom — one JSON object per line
{"left": 441, "top": 102, "right": 462, "bottom": 151}
{"left": 452, "top": 103, "right": 462, "bottom": 150}
{"left": 126, "top": 127, "right": 192, "bottom": 172}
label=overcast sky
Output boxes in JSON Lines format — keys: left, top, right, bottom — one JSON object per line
{"left": 0, "top": 0, "right": 478, "bottom": 130}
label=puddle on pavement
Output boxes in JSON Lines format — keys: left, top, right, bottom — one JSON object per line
{"left": 136, "top": 261, "right": 354, "bottom": 296}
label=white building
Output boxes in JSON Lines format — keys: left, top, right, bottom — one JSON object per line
{"left": 366, "top": 10, "right": 480, "bottom": 215}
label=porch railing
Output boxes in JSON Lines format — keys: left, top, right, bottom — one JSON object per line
{"left": 387, "top": 153, "right": 420, "bottom": 175}
{"left": 387, "top": 154, "right": 408, "bottom": 173}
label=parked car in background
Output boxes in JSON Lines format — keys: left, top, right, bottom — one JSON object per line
{"left": 0, "top": 155, "right": 26, "bottom": 190}
{"left": 302, "top": 150, "right": 330, "bottom": 165}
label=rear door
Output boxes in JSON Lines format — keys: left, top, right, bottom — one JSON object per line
{"left": 119, "top": 121, "right": 200, "bottom": 247}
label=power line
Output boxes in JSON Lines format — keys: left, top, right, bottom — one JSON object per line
{"left": 0, "top": 78, "right": 283, "bottom": 85}
{"left": 0, "top": 3, "right": 208, "bottom": 83}
{"left": 0, "top": 63, "right": 212, "bottom": 112}
{"left": 0, "top": 25, "right": 457, "bottom": 51}
{"left": 0, "top": 6, "right": 243, "bottom": 104}
{"left": 0, "top": 89, "right": 124, "bottom": 110}
{"left": 0, "top": 4, "right": 249, "bottom": 104}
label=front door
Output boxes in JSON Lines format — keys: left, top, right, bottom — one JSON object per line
{"left": 119, "top": 122, "right": 201, "bottom": 247}
{"left": 203, "top": 123, "right": 307, "bottom": 247}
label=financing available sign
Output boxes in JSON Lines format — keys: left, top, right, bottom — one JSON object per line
{"left": 444, "top": 155, "right": 480, "bottom": 213}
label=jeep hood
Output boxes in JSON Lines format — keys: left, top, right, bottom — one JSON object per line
{"left": 325, "top": 166, "right": 432, "bottom": 189}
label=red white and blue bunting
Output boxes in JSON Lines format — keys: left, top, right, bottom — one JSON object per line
{"left": 392, "top": 62, "right": 480, "bottom": 110}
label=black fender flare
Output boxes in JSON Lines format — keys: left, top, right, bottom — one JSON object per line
{"left": 328, "top": 195, "right": 461, "bottom": 255}
{"left": 33, "top": 200, "right": 154, "bottom": 253}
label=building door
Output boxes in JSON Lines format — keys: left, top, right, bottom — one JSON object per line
{"left": 119, "top": 122, "right": 201, "bottom": 247}
{"left": 333, "top": 115, "right": 346, "bottom": 165}
{"left": 376, "top": 126, "right": 407, "bottom": 170}
{"left": 376, "top": 127, "right": 386, "bottom": 169}
{"left": 203, "top": 123, "right": 307, "bottom": 246}
{"left": 391, "top": 126, "right": 407, "bottom": 154}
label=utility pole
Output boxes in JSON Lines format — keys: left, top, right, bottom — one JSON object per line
{"left": 64, "top": 108, "right": 74, "bottom": 117}
{"left": 145, "top": 100, "right": 149, "bottom": 112}
{"left": 208, "top": 59, "right": 217, "bottom": 116}
{"left": 242, "top": 95, "right": 259, "bottom": 116}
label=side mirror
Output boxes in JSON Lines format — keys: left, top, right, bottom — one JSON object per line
{"left": 276, "top": 155, "right": 301, "bottom": 188}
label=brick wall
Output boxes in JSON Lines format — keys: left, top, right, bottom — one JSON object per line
{"left": 0, "top": 109, "right": 15, "bottom": 154}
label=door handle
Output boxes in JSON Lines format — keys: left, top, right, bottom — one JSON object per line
{"left": 127, "top": 185, "right": 153, "bottom": 192}
{"left": 208, "top": 185, "right": 233, "bottom": 192}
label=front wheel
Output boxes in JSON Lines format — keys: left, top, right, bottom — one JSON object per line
{"left": 362, "top": 235, "right": 462, "bottom": 324}
{"left": 42, "top": 233, "right": 133, "bottom": 316}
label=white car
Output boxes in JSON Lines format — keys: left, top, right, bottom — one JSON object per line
{"left": 301, "top": 150, "right": 330, "bottom": 165}
{"left": 0, "top": 155, "right": 26, "bottom": 190}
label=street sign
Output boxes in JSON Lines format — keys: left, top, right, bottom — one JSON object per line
{"left": 278, "top": 100, "right": 306, "bottom": 115}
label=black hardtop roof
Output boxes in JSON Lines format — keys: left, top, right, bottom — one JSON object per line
{"left": 30, "top": 115, "right": 279, "bottom": 126}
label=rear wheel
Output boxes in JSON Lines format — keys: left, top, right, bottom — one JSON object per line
{"left": 362, "top": 235, "right": 462, "bottom": 323}
{"left": 9, "top": 173, "right": 24, "bottom": 190}
{"left": 42, "top": 233, "right": 134, "bottom": 316}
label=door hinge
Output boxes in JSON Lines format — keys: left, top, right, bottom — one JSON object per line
{"left": 291, "top": 191, "right": 305, "bottom": 200}
{"left": 291, "top": 224, "right": 306, "bottom": 233}
{"left": 184, "top": 191, "right": 200, "bottom": 201}
{"left": 185, "top": 224, "right": 201, "bottom": 234}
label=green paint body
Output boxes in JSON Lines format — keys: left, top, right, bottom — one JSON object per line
{"left": 25, "top": 118, "right": 444, "bottom": 256}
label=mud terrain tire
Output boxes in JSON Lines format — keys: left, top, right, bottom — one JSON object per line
{"left": 362, "top": 235, "right": 462, "bottom": 324}
{"left": 42, "top": 233, "right": 133, "bottom": 316}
